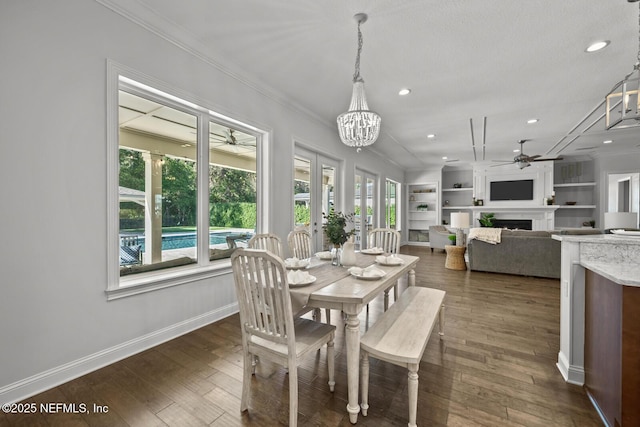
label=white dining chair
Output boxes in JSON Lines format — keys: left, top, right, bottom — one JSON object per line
{"left": 368, "top": 228, "right": 402, "bottom": 311}
{"left": 287, "top": 229, "right": 331, "bottom": 324}
{"left": 287, "top": 229, "right": 313, "bottom": 259}
{"left": 247, "top": 233, "right": 285, "bottom": 257}
{"left": 231, "top": 248, "right": 336, "bottom": 427}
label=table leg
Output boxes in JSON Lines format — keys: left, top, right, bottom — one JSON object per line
{"left": 345, "top": 311, "right": 361, "bottom": 423}
{"left": 408, "top": 268, "right": 415, "bottom": 286}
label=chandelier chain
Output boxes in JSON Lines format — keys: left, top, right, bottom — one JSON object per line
{"left": 353, "top": 21, "right": 363, "bottom": 82}
{"left": 637, "top": 1, "right": 640, "bottom": 66}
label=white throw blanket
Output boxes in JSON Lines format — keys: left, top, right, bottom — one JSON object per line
{"left": 468, "top": 227, "right": 502, "bottom": 245}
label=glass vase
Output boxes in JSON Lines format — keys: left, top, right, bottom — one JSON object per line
{"left": 331, "top": 244, "right": 342, "bottom": 266}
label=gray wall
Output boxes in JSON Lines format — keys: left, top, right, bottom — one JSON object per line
{"left": 0, "top": 0, "right": 403, "bottom": 402}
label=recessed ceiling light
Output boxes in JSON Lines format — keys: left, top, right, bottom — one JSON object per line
{"left": 513, "top": 149, "right": 520, "bottom": 153}
{"left": 427, "top": 134, "right": 436, "bottom": 139}
{"left": 603, "top": 139, "right": 613, "bottom": 144}
{"left": 585, "top": 40, "right": 610, "bottom": 53}
{"left": 442, "top": 156, "right": 448, "bottom": 160}
{"left": 398, "top": 88, "right": 411, "bottom": 96}
{"left": 527, "top": 118, "right": 539, "bottom": 124}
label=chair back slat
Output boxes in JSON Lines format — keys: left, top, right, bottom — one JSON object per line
{"left": 248, "top": 233, "right": 284, "bottom": 258}
{"left": 288, "top": 229, "right": 312, "bottom": 259}
{"left": 232, "top": 248, "right": 293, "bottom": 346}
{"left": 368, "top": 228, "right": 401, "bottom": 254}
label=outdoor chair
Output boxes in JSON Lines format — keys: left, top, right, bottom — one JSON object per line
{"left": 231, "top": 248, "right": 336, "bottom": 427}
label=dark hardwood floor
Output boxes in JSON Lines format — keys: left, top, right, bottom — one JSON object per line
{"left": 1, "top": 246, "right": 603, "bottom": 426}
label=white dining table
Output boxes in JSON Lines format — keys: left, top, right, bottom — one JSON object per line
{"left": 289, "top": 252, "right": 419, "bottom": 424}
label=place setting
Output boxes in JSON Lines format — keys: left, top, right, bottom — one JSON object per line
{"left": 287, "top": 269, "right": 316, "bottom": 287}
{"left": 347, "top": 264, "right": 387, "bottom": 280}
{"left": 375, "top": 254, "right": 404, "bottom": 266}
{"left": 360, "top": 246, "right": 384, "bottom": 255}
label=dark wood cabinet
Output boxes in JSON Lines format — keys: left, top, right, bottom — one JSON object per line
{"left": 585, "top": 270, "right": 640, "bottom": 426}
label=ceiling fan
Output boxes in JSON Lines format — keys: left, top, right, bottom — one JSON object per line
{"left": 210, "top": 128, "right": 256, "bottom": 150}
{"left": 492, "top": 140, "right": 562, "bottom": 169}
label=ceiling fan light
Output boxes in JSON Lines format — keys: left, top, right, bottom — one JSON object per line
{"left": 606, "top": 1, "right": 640, "bottom": 130}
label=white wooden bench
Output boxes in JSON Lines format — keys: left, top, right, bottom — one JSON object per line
{"left": 360, "top": 286, "right": 446, "bottom": 427}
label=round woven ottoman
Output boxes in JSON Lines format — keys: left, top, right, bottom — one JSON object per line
{"left": 445, "top": 245, "right": 467, "bottom": 270}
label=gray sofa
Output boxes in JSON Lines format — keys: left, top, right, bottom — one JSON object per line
{"left": 467, "top": 229, "right": 602, "bottom": 279}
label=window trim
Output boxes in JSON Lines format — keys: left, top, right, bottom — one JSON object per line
{"left": 106, "top": 60, "right": 268, "bottom": 299}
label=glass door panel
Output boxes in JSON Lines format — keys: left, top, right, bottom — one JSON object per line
{"left": 294, "top": 147, "right": 339, "bottom": 252}
{"left": 355, "top": 169, "right": 377, "bottom": 250}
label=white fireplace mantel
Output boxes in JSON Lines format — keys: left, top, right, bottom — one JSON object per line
{"left": 469, "top": 206, "right": 559, "bottom": 212}
{"left": 468, "top": 206, "right": 559, "bottom": 230}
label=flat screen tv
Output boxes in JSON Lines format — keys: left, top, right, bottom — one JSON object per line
{"left": 490, "top": 179, "right": 534, "bottom": 201}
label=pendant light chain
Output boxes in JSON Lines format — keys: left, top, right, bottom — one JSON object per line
{"left": 636, "top": 1, "right": 640, "bottom": 68}
{"left": 353, "top": 21, "right": 364, "bottom": 83}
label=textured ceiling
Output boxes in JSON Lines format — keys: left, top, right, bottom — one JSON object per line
{"left": 100, "top": 0, "right": 640, "bottom": 169}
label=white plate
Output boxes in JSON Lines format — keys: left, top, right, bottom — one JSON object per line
{"left": 289, "top": 276, "right": 316, "bottom": 287}
{"left": 285, "top": 259, "right": 310, "bottom": 270}
{"left": 611, "top": 229, "right": 640, "bottom": 236}
{"left": 350, "top": 271, "right": 386, "bottom": 280}
{"left": 361, "top": 248, "right": 384, "bottom": 255}
{"left": 315, "top": 251, "right": 333, "bottom": 260}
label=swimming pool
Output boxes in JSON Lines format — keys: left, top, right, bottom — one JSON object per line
{"left": 123, "top": 231, "right": 252, "bottom": 252}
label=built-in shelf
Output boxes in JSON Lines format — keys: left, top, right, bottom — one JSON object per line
{"left": 442, "top": 187, "right": 473, "bottom": 192}
{"left": 407, "top": 182, "right": 439, "bottom": 246}
{"left": 443, "top": 206, "right": 473, "bottom": 210}
{"left": 554, "top": 182, "right": 596, "bottom": 188}
{"left": 556, "top": 205, "right": 597, "bottom": 209}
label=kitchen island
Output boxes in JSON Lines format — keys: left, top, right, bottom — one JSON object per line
{"left": 553, "top": 233, "right": 640, "bottom": 426}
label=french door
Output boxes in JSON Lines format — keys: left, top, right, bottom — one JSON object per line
{"left": 355, "top": 169, "right": 377, "bottom": 250}
{"left": 293, "top": 147, "right": 340, "bottom": 252}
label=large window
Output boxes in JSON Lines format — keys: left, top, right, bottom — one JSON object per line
{"left": 108, "top": 68, "right": 264, "bottom": 297}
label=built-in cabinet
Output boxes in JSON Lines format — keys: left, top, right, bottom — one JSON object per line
{"left": 554, "top": 160, "right": 597, "bottom": 229}
{"left": 441, "top": 167, "right": 473, "bottom": 226}
{"left": 407, "top": 182, "right": 439, "bottom": 245}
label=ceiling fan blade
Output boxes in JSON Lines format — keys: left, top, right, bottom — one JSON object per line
{"left": 491, "top": 159, "right": 515, "bottom": 163}
{"left": 491, "top": 162, "right": 513, "bottom": 167}
{"left": 528, "top": 154, "right": 542, "bottom": 159}
{"left": 531, "top": 157, "right": 563, "bottom": 162}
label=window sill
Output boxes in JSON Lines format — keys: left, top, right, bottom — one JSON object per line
{"left": 106, "top": 259, "right": 233, "bottom": 300}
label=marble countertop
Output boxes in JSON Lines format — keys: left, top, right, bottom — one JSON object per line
{"left": 552, "top": 233, "right": 640, "bottom": 245}
{"left": 553, "top": 233, "right": 640, "bottom": 286}
{"left": 580, "top": 260, "right": 640, "bottom": 287}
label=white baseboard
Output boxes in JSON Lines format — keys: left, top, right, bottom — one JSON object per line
{"left": 556, "top": 351, "right": 585, "bottom": 386}
{"left": 0, "top": 303, "right": 238, "bottom": 405}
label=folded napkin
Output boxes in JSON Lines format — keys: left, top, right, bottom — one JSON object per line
{"left": 362, "top": 247, "right": 384, "bottom": 253}
{"left": 315, "top": 251, "right": 332, "bottom": 260}
{"left": 375, "top": 254, "right": 404, "bottom": 265}
{"left": 287, "top": 270, "right": 314, "bottom": 284}
{"left": 348, "top": 265, "right": 385, "bottom": 278}
{"left": 284, "top": 257, "right": 309, "bottom": 268}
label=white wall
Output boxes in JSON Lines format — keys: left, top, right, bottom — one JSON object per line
{"left": 595, "top": 153, "right": 640, "bottom": 227}
{"left": 0, "top": 0, "right": 403, "bottom": 402}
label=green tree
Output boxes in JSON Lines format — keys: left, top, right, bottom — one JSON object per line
{"left": 163, "top": 158, "right": 197, "bottom": 225}
{"left": 210, "top": 166, "right": 256, "bottom": 203}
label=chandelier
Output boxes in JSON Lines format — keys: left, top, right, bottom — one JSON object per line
{"left": 337, "top": 13, "right": 381, "bottom": 151}
{"left": 606, "top": 0, "right": 640, "bottom": 130}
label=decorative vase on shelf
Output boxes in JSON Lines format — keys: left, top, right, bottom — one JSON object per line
{"left": 341, "top": 237, "right": 357, "bottom": 267}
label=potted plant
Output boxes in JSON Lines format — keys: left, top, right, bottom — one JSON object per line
{"left": 322, "top": 209, "right": 355, "bottom": 261}
{"left": 448, "top": 234, "right": 456, "bottom": 245}
{"left": 417, "top": 204, "right": 429, "bottom": 211}
{"left": 478, "top": 212, "right": 495, "bottom": 227}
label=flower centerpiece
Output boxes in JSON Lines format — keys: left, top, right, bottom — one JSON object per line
{"left": 322, "top": 209, "right": 355, "bottom": 247}
{"left": 322, "top": 209, "right": 355, "bottom": 266}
